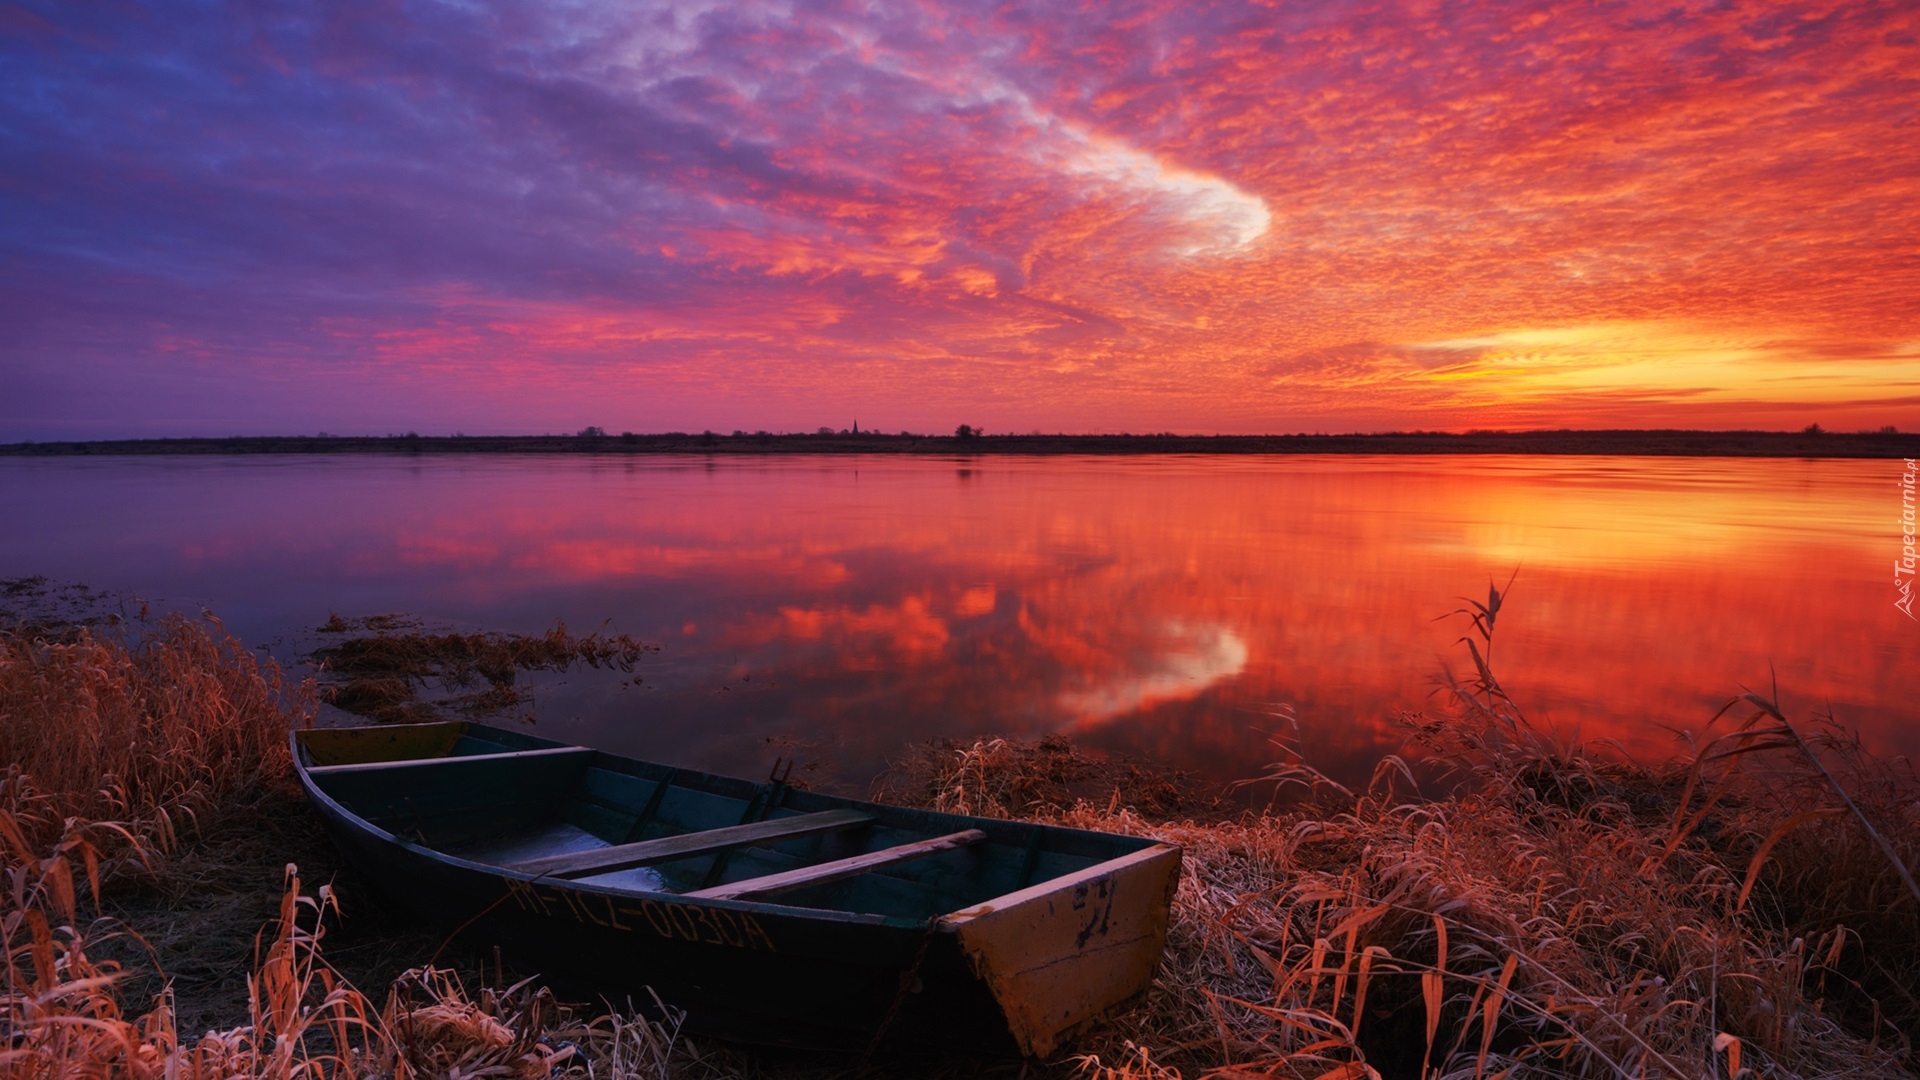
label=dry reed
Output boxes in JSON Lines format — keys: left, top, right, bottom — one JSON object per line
{"left": 876, "top": 734, "right": 1211, "bottom": 822}
{"left": 1, "top": 848, "right": 683, "bottom": 1079}
{"left": 0, "top": 612, "right": 307, "bottom": 864}
{"left": 1, "top": 611, "right": 682, "bottom": 1079}
{"left": 9, "top": 594, "right": 1916, "bottom": 1079}
{"left": 907, "top": 584, "right": 1920, "bottom": 1079}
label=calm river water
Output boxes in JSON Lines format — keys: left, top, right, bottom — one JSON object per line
{"left": 3, "top": 453, "right": 1914, "bottom": 790}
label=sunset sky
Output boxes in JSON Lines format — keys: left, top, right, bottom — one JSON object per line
{"left": 3, "top": 0, "right": 1917, "bottom": 439}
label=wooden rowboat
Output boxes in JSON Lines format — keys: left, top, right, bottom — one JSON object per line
{"left": 293, "top": 721, "right": 1182, "bottom": 1057}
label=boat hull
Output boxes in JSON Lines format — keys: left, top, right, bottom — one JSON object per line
{"left": 294, "top": 722, "right": 1180, "bottom": 1056}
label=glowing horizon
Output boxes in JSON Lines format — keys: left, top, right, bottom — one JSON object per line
{"left": 2, "top": 0, "right": 1916, "bottom": 438}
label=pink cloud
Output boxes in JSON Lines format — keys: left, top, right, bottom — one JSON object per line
{"left": 3, "top": 0, "right": 1915, "bottom": 436}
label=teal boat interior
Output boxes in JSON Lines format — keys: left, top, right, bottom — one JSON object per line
{"left": 298, "top": 722, "right": 1146, "bottom": 927}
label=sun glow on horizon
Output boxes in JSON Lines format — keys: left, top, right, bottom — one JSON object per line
{"left": 1392, "top": 323, "right": 1920, "bottom": 416}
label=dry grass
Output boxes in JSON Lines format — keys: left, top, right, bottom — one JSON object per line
{"left": 0, "top": 795, "right": 380, "bottom": 1077}
{"left": 896, "top": 585, "right": 1920, "bottom": 1079}
{"left": 0, "top": 612, "right": 683, "bottom": 1078}
{"left": 0, "top": 612, "right": 306, "bottom": 873}
{"left": 1064, "top": 773, "right": 1913, "bottom": 1078}
{"left": 1, "top": 846, "right": 683, "bottom": 1078}
{"left": 380, "top": 963, "right": 685, "bottom": 1078}
{"left": 7, "top": 594, "right": 1917, "bottom": 1079}
{"left": 876, "top": 734, "right": 1217, "bottom": 822}
{"left": 313, "top": 615, "right": 658, "bottom": 723}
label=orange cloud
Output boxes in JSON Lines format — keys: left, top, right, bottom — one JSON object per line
{"left": 6, "top": 0, "right": 1917, "bottom": 436}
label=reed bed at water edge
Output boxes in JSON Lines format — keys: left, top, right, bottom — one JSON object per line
{"left": 6, "top": 595, "right": 1919, "bottom": 1078}
{"left": 1, "top": 613, "right": 686, "bottom": 1078}
{"left": 898, "top": 586, "right": 1920, "bottom": 1079}
{"left": 0, "top": 611, "right": 301, "bottom": 864}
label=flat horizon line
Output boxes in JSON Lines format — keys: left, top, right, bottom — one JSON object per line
{"left": 3, "top": 428, "right": 1917, "bottom": 459}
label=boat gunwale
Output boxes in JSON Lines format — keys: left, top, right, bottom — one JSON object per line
{"left": 306, "top": 744, "right": 595, "bottom": 775}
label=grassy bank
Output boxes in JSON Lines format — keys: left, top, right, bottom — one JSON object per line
{"left": 3, "top": 607, "right": 1917, "bottom": 1078}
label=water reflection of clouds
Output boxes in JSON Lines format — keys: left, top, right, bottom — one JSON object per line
{"left": 716, "top": 580, "right": 1249, "bottom": 727}
{"left": 726, "top": 596, "right": 952, "bottom": 667}
{"left": 523, "top": 541, "right": 854, "bottom": 590}
{"left": 388, "top": 532, "right": 857, "bottom": 589}
{"left": 7, "top": 455, "right": 1914, "bottom": 788}
{"left": 1057, "top": 620, "right": 1249, "bottom": 726}
{"left": 955, "top": 585, "right": 998, "bottom": 617}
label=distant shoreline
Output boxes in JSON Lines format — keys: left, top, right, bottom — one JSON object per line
{"left": 2, "top": 429, "right": 1917, "bottom": 458}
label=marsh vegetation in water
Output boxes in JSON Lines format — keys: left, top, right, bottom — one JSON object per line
{"left": 311, "top": 613, "right": 659, "bottom": 724}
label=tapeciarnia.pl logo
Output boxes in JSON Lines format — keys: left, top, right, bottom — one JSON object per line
{"left": 1900, "top": 458, "right": 1917, "bottom": 620}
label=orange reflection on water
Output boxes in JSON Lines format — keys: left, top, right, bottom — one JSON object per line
{"left": 365, "top": 457, "right": 1920, "bottom": 783}
{"left": 727, "top": 595, "right": 953, "bottom": 668}
{"left": 4, "top": 454, "right": 1913, "bottom": 787}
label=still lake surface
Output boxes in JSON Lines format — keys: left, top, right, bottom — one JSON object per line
{"left": 3, "top": 453, "right": 1915, "bottom": 791}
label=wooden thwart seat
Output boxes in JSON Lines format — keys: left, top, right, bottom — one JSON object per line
{"left": 511, "top": 808, "right": 874, "bottom": 879}
{"left": 689, "top": 829, "right": 988, "bottom": 901}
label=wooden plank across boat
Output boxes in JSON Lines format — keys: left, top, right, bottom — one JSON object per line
{"left": 293, "top": 721, "right": 1182, "bottom": 1057}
